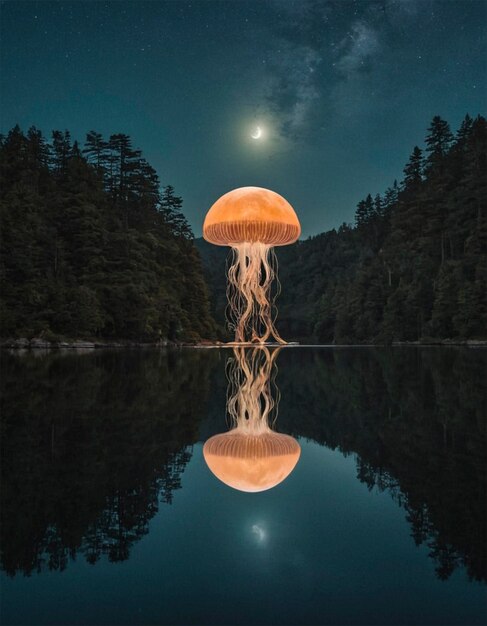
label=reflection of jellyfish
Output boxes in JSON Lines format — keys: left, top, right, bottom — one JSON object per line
{"left": 203, "top": 187, "right": 300, "bottom": 344}
{"left": 203, "top": 347, "right": 300, "bottom": 492}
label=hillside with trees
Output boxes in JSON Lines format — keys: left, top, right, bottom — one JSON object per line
{"left": 198, "top": 114, "right": 486, "bottom": 343}
{"left": 2, "top": 115, "right": 485, "bottom": 346}
{"left": 0, "top": 126, "right": 215, "bottom": 342}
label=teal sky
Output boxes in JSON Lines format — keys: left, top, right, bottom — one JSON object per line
{"left": 1, "top": 0, "right": 485, "bottom": 236}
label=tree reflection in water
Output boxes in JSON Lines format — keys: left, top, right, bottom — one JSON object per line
{"left": 0, "top": 347, "right": 485, "bottom": 583}
{"left": 0, "top": 349, "right": 217, "bottom": 576}
{"left": 276, "top": 347, "right": 486, "bottom": 583}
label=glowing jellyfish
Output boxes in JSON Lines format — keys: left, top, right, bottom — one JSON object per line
{"left": 203, "top": 186, "right": 300, "bottom": 344}
{"left": 203, "top": 347, "right": 301, "bottom": 492}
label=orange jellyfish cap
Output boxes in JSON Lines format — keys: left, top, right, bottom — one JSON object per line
{"left": 203, "top": 186, "right": 301, "bottom": 246}
{"left": 203, "top": 431, "right": 301, "bottom": 492}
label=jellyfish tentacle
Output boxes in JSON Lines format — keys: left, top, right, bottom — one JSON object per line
{"left": 225, "top": 243, "right": 287, "bottom": 344}
{"left": 203, "top": 345, "right": 300, "bottom": 493}
{"left": 226, "top": 347, "right": 280, "bottom": 434}
{"left": 258, "top": 245, "right": 286, "bottom": 344}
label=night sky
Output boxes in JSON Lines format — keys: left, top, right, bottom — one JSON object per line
{"left": 1, "top": 1, "right": 485, "bottom": 237}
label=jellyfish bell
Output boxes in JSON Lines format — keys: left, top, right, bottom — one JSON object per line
{"left": 203, "top": 186, "right": 301, "bottom": 247}
{"left": 203, "top": 346, "right": 300, "bottom": 492}
{"left": 203, "top": 187, "right": 301, "bottom": 344}
{"left": 203, "top": 429, "right": 301, "bottom": 493}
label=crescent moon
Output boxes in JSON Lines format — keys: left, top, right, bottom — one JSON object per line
{"left": 251, "top": 126, "right": 262, "bottom": 139}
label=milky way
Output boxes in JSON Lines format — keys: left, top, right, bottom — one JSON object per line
{"left": 1, "top": 0, "right": 485, "bottom": 236}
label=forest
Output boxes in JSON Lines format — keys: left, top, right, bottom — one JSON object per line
{"left": 1, "top": 114, "right": 485, "bottom": 344}
{"left": 0, "top": 126, "right": 215, "bottom": 342}
{"left": 199, "top": 114, "right": 487, "bottom": 343}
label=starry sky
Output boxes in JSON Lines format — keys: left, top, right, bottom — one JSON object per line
{"left": 1, "top": 0, "right": 485, "bottom": 237}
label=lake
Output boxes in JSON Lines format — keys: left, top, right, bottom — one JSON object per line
{"left": 0, "top": 346, "right": 485, "bottom": 625}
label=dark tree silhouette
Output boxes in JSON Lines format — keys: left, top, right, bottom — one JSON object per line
{"left": 0, "top": 126, "right": 216, "bottom": 341}
{"left": 198, "top": 113, "right": 487, "bottom": 343}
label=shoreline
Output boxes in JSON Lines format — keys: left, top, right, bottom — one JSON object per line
{"left": 1, "top": 338, "right": 486, "bottom": 351}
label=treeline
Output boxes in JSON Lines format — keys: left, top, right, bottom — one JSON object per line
{"left": 198, "top": 114, "right": 486, "bottom": 343}
{"left": 279, "top": 114, "right": 487, "bottom": 342}
{"left": 0, "top": 126, "right": 215, "bottom": 341}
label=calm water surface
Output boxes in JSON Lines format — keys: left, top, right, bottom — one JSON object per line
{"left": 1, "top": 347, "right": 485, "bottom": 625}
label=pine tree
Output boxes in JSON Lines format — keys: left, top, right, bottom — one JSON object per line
{"left": 403, "top": 146, "right": 423, "bottom": 191}
{"left": 83, "top": 131, "right": 109, "bottom": 170}
{"left": 0, "top": 125, "right": 216, "bottom": 341}
{"left": 355, "top": 199, "right": 368, "bottom": 228}
{"left": 383, "top": 180, "right": 399, "bottom": 216}
{"left": 425, "top": 116, "right": 453, "bottom": 175}
{"left": 26, "top": 126, "right": 51, "bottom": 169}
{"left": 456, "top": 113, "right": 473, "bottom": 144}
{"left": 108, "top": 133, "right": 142, "bottom": 208}
{"left": 160, "top": 185, "right": 193, "bottom": 239}
{"left": 374, "top": 194, "right": 383, "bottom": 216}
{"left": 51, "top": 130, "right": 72, "bottom": 174}
{"left": 355, "top": 194, "right": 374, "bottom": 229}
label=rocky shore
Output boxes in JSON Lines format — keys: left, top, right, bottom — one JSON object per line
{"left": 1, "top": 337, "right": 485, "bottom": 350}
{"left": 0, "top": 338, "right": 178, "bottom": 350}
